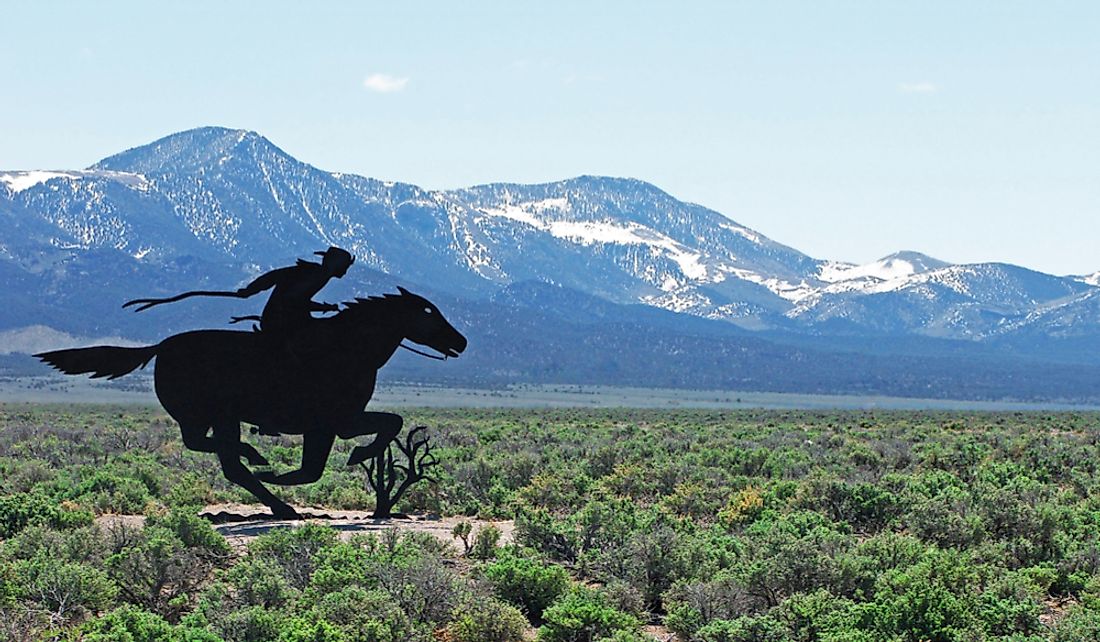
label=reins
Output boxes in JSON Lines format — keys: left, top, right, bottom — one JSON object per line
{"left": 399, "top": 342, "right": 448, "bottom": 361}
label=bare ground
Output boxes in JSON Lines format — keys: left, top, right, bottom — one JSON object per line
{"left": 97, "top": 503, "right": 515, "bottom": 554}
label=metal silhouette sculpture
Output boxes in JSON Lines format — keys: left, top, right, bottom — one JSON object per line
{"left": 36, "top": 249, "right": 466, "bottom": 519}
{"left": 122, "top": 246, "right": 354, "bottom": 333}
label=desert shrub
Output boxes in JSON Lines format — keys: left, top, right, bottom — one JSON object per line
{"left": 863, "top": 547, "right": 988, "bottom": 641}
{"left": 77, "top": 605, "right": 174, "bottom": 642}
{"left": 105, "top": 511, "right": 228, "bottom": 618}
{"left": 446, "top": 597, "right": 528, "bottom": 642}
{"left": 276, "top": 617, "right": 346, "bottom": 642}
{"left": 483, "top": 551, "right": 571, "bottom": 620}
{"left": 662, "top": 572, "right": 759, "bottom": 639}
{"left": 1054, "top": 604, "right": 1100, "bottom": 642}
{"left": 580, "top": 519, "right": 682, "bottom": 611}
{"left": 514, "top": 507, "right": 580, "bottom": 562}
{"left": 372, "top": 554, "right": 462, "bottom": 626}
{"left": 731, "top": 510, "right": 852, "bottom": 607}
{"left": 773, "top": 589, "right": 871, "bottom": 641}
{"left": 148, "top": 509, "right": 230, "bottom": 555}
{"left": 224, "top": 556, "right": 296, "bottom": 609}
{"left": 795, "top": 478, "right": 900, "bottom": 534}
{"left": 470, "top": 523, "right": 502, "bottom": 560}
{"left": 17, "top": 553, "right": 118, "bottom": 623}
{"left": 717, "top": 486, "right": 765, "bottom": 527}
{"left": 536, "top": 588, "right": 640, "bottom": 642}
{"left": 191, "top": 604, "right": 283, "bottom": 642}
{"left": 692, "top": 615, "right": 788, "bottom": 642}
{"left": 69, "top": 470, "right": 153, "bottom": 514}
{"left": 0, "top": 491, "right": 93, "bottom": 538}
{"left": 451, "top": 521, "right": 473, "bottom": 555}
{"left": 599, "top": 581, "right": 648, "bottom": 621}
{"left": 309, "top": 586, "right": 414, "bottom": 642}
{"left": 248, "top": 523, "right": 339, "bottom": 590}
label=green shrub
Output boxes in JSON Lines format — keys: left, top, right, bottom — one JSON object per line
{"left": 0, "top": 492, "right": 92, "bottom": 538}
{"left": 224, "top": 557, "right": 296, "bottom": 609}
{"left": 447, "top": 597, "right": 528, "bottom": 642}
{"left": 693, "top": 615, "right": 788, "bottom": 642}
{"left": 484, "top": 552, "right": 571, "bottom": 620}
{"left": 249, "top": 524, "right": 339, "bottom": 590}
{"left": 79, "top": 605, "right": 174, "bottom": 642}
{"left": 70, "top": 470, "right": 152, "bottom": 514}
{"left": 1054, "top": 605, "right": 1100, "bottom": 642}
{"left": 148, "top": 509, "right": 230, "bottom": 556}
{"left": 277, "top": 617, "right": 346, "bottom": 642}
{"left": 471, "top": 523, "right": 502, "bottom": 560}
{"left": 309, "top": 586, "right": 414, "bottom": 642}
{"left": 207, "top": 605, "right": 283, "bottom": 642}
{"left": 536, "top": 588, "right": 640, "bottom": 642}
{"left": 106, "top": 519, "right": 226, "bottom": 618}
{"left": 18, "top": 553, "right": 117, "bottom": 622}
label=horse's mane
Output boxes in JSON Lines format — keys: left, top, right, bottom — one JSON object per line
{"left": 332, "top": 293, "right": 406, "bottom": 323}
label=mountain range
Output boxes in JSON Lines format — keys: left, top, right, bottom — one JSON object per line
{"left": 2, "top": 127, "right": 1098, "bottom": 402}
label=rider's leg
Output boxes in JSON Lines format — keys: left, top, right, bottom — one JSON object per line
{"left": 255, "top": 431, "right": 336, "bottom": 486}
{"left": 344, "top": 412, "right": 403, "bottom": 466}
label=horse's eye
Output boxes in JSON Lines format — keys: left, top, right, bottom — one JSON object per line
{"left": 424, "top": 307, "right": 433, "bottom": 314}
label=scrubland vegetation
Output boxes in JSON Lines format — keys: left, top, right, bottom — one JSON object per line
{"left": 1, "top": 405, "right": 1099, "bottom": 641}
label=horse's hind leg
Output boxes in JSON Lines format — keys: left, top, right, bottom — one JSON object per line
{"left": 255, "top": 431, "right": 335, "bottom": 486}
{"left": 211, "top": 423, "right": 299, "bottom": 519}
{"left": 343, "top": 412, "right": 403, "bottom": 467}
{"left": 179, "top": 421, "right": 268, "bottom": 467}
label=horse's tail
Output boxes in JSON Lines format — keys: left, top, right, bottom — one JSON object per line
{"left": 35, "top": 344, "right": 159, "bottom": 380}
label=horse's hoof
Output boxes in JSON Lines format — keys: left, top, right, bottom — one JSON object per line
{"left": 245, "top": 454, "right": 270, "bottom": 467}
{"left": 255, "top": 471, "right": 277, "bottom": 483}
{"left": 271, "top": 507, "right": 301, "bottom": 520}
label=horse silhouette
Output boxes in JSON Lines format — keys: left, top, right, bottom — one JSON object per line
{"left": 36, "top": 287, "right": 466, "bottom": 519}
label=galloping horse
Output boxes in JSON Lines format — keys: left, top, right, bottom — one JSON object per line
{"left": 36, "top": 287, "right": 467, "bottom": 518}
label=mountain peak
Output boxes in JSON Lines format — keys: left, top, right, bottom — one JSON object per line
{"left": 880, "top": 251, "right": 950, "bottom": 271}
{"left": 819, "top": 251, "right": 951, "bottom": 284}
{"left": 91, "top": 126, "right": 292, "bottom": 174}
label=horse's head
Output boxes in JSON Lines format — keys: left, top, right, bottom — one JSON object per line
{"left": 392, "top": 286, "right": 467, "bottom": 358}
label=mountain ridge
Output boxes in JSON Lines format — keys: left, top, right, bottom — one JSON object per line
{"left": 2, "top": 126, "right": 1099, "bottom": 401}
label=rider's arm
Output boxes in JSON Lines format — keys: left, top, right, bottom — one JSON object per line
{"left": 236, "top": 268, "right": 288, "bottom": 297}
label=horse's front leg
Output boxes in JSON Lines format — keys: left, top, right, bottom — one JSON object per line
{"left": 255, "top": 431, "right": 336, "bottom": 486}
{"left": 343, "top": 412, "right": 403, "bottom": 466}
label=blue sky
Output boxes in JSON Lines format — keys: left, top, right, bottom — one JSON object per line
{"left": 2, "top": 2, "right": 1097, "bottom": 274}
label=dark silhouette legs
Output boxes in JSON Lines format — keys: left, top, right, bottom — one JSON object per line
{"left": 255, "top": 431, "right": 335, "bottom": 486}
{"left": 180, "top": 421, "right": 269, "bottom": 466}
{"left": 343, "top": 412, "right": 403, "bottom": 466}
{"left": 196, "top": 412, "right": 405, "bottom": 518}
{"left": 212, "top": 422, "right": 299, "bottom": 519}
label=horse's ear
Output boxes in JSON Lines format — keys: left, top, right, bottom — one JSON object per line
{"left": 396, "top": 286, "right": 410, "bottom": 296}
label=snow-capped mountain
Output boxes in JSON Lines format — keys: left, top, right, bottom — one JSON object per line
{"left": 1077, "top": 271, "right": 1100, "bottom": 287}
{"left": 2, "top": 126, "right": 1098, "bottom": 351}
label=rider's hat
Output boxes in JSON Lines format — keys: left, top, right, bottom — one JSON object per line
{"left": 315, "top": 247, "right": 355, "bottom": 270}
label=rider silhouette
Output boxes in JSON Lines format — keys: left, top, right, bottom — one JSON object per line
{"left": 228, "top": 247, "right": 355, "bottom": 333}
{"left": 124, "top": 247, "right": 355, "bottom": 334}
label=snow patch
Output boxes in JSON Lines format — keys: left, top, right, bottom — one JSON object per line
{"left": 0, "top": 171, "right": 80, "bottom": 193}
{"left": 820, "top": 257, "right": 921, "bottom": 283}
{"left": 480, "top": 204, "right": 545, "bottom": 229}
{"left": 0, "top": 170, "right": 151, "bottom": 193}
{"left": 1077, "top": 271, "right": 1100, "bottom": 287}
{"left": 547, "top": 221, "right": 708, "bottom": 280}
{"left": 717, "top": 221, "right": 762, "bottom": 244}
